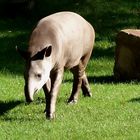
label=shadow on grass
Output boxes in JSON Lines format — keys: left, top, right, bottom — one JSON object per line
{"left": 0, "top": 100, "right": 23, "bottom": 116}
{"left": 92, "top": 46, "right": 115, "bottom": 59}
{"left": 88, "top": 75, "right": 115, "bottom": 84}
{"left": 128, "top": 97, "right": 140, "bottom": 103}
{"left": 88, "top": 75, "right": 140, "bottom": 84}
{"left": 64, "top": 75, "right": 140, "bottom": 84}
{"left": 0, "top": 18, "right": 33, "bottom": 75}
{"left": 0, "top": 36, "right": 25, "bottom": 75}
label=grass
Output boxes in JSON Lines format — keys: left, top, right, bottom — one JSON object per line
{"left": 0, "top": 1, "right": 140, "bottom": 139}
{"left": 0, "top": 69, "right": 140, "bottom": 139}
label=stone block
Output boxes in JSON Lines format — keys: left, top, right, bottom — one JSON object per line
{"left": 114, "top": 29, "right": 140, "bottom": 80}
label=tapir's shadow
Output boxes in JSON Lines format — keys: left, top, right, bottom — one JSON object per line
{"left": 64, "top": 75, "right": 140, "bottom": 84}
{"left": 0, "top": 100, "right": 23, "bottom": 116}
{"left": 128, "top": 97, "right": 140, "bottom": 103}
{"left": 89, "top": 75, "right": 140, "bottom": 84}
{"left": 88, "top": 75, "right": 115, "bottom": 84}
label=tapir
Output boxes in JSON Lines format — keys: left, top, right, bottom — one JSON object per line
{"left": 17, "top": 11, "right": 95, "bottom": 119}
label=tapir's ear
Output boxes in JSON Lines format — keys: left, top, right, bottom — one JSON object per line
{"left": 45, "top": 45, "right": 52, "bottom": 57}
{"left": 31, "top": 46, "right": 52, "bottom": 60}
{"left": 16, "top": 46, "right": 30, "bottom": 60}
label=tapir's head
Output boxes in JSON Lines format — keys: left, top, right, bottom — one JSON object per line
{"left": 17, "top": 46, "right": 52, "bottom": 102}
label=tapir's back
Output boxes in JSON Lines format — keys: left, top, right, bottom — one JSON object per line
{"left": 29, "top": 12, "right": 95, "bottom": 68}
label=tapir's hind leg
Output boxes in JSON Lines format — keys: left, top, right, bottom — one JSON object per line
{"left": 68, "top": 50, "right": 92, "bottom": 104}
{"left": 68, "top": 61, "right": 84, "bottom": 103}
{"left": 81, "top": 72, "right": 92, "bottom": 97}
{"left": 81, "top": 52, "right": 92, "bottom": 97}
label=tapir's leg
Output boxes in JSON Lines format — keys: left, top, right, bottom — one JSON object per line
{"left": 81, "top": 72, "right": 92, "bottom": 97}
{"left": 68, "top": 61, "right": 84, "bottom": 103}
{"left": 43, "top": 78, "right": 51, "bottom": 112}
{"left": 81, "top": 52, "right": 92, "bottom": 97}
{"left": 44, "top": 68, "right": 64, "bottom": 119}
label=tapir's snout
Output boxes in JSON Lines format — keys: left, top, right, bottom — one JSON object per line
{"left": 25, "top": 95, "right": 33, "bottom": 103}
{"left": 24, "top": 85, "right": 34, "bottom": 103}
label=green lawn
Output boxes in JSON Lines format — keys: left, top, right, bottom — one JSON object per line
{"left": 0, "top": 1, "right": 140, "bottom": 139}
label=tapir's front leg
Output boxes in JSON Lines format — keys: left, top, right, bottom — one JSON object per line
{"left": 43, "top": 78, "right": 51, "bottom": 112}
{"left": 44, "top": 68, "right": 64, "bottom": 119}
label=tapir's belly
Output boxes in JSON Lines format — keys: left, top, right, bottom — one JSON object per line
{"left": 64, "top": 56, "right": 81, "bottom": 69}
{"left": 63, "top": 45, "right": 84, "bottom": 69}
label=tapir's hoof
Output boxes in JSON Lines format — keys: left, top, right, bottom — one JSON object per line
{"left": 25, "top": 101, "right": 33, "bottom": 105}
{"left": 26, "top": 98, "right": 33, "bottom": 103}
{"left": 46, "top": 112, "right": 55, "bottom": 120}
{"left": 86, "top": 92, "right": 92, "bottom": 97}
{"left": 67, "top": 99, "right": 78, "bottom": 104}
{"left": 83, "top": 91, "right": 92, "bottom": 97}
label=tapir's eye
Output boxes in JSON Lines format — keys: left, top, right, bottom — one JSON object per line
{"left": 35, "top": 73, "right": 42, "bottom": 79}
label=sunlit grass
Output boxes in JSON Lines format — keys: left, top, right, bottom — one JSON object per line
{"left": 0, "top": 71, "right": 140, "bottom": 139}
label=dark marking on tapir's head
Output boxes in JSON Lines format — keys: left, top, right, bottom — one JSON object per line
{"left": 31, "top": 46, "right": 52, "bottom": 60}
{"left": 17, "top": 46, "right": 52, "bottom": 102}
